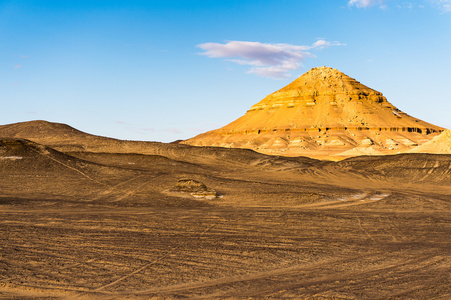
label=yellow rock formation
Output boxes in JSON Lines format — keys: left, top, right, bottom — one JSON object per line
{"left": 408, "top": 129, "right": 451, "bottom": 154}
{"left": 183, "top": 67, "right": 444, "bottom": 159}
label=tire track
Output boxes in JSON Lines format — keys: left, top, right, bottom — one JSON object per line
{"left": 28, "top": 147, "right": 108, "bottom": 186}
{"left": 285, "top": 192, "right": 390, "bottom": 210}
{"left": 90, "top": 223, "right": 216, "bottom": 292}
{"left": 356, "top": 216, "right": 376, "bottom": 242}
{"left": 128, "top": 254, "right": 438, "bottom": 297}
{"left": 92, "top": 174, "right": 163, "bottom": 202}
{"left": 129, "top": 255, "right": 371, "bottom": 295}
{"left": 195, "top": 256, "right": 444, "bottom": 299}
{"left": 380, "top": 216, "right": 408, "bottom": 242}
{"left": 93, "top": 174, "right": 147, "bottom": 201}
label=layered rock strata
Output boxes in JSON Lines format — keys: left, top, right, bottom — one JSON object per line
{"left": 183, "top": 67, "right": 444, "bottom": 159}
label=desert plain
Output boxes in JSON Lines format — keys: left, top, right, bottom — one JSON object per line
{"left": 0, "top": 118, "right": 450, "bottom": 299}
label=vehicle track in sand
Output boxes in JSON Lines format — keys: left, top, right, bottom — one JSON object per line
{"left": 27, "top": 146, "right": 108, "bottom": 186}
{"left": 89, "top": 174, "right": 163, "bottom": 203}
{"left": 248, "top": 192, "right": 391, "bottom": 210}
{"left": 89, "top": 224, "right": 217, "bottom": 293}
{"left": 4, "top": 251, "right": 447, "bottom": 299}
{"left": 1, "top": 204, "right": 449, "bottom": 299}
{"left": 124, "top": 254, "right": 444, "bottom": 298}
{"left": 301, "top": 192, "right": 390, "bottom": 209}
{"left": 213, "top": 255, "right": 447, "bottom": 299}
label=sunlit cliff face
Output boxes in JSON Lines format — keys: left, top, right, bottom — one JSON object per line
{"left": 183, "top": 67, "right": 444, "bottom": 159}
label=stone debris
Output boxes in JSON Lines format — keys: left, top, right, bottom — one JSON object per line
{"left": 170, "top": 178, "right": 218, "bottom": 199}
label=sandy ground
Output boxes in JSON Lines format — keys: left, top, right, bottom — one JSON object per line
{"left": 0, "top": 141, "right": 450, "bottom": 299}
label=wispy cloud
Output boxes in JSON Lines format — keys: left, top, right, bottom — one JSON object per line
{"left": 431, "top": 0, "right": 451, "bottom": 11}
{"left": 349, "top": 0, "right": 451, "bottom": 11}
{"left": 348, "top": 0, "right": 385, "bottom": 8}
{"left": 197, "top": 40, "right": 344, "bottom": 79}
{"left": 14, "top": 64, "right": 22, "bottom": 69}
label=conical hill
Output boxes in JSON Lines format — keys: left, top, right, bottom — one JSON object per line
{"left": 183, "top": 67, "right": 444, "bottom": 159}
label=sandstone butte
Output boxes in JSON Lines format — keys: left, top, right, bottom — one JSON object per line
{"left": 183, "top": 66, "right": 445, "bottom": 160}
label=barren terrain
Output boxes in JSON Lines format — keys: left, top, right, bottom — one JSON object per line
{"left": 184, "top": 67, "right": 444, "bottom": 158}
{"left": 0, "top": 134, "right": 450, "bottom": 299}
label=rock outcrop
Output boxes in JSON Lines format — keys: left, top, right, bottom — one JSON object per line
{"left": 183, "top": 67, "right": 444, "bottom": 159}
{"left": 170, "top": 178, "right": 218, "bottom": 199}
{"left": 408, "top": 129, "right": 451, "bottom": 154}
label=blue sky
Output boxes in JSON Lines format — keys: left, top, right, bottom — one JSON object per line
{"left": 1, "top": 0, "right": 450, "bottom": 142}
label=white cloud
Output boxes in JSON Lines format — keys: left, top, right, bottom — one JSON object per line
{"left": 348, "top": 0, "right": 385, "bottom": 8}
{"left": 197, "top": 40, "right": 344, "bottom": 79}
{"left": 431, "top": 0, "right": 451, "bottom": 11}
{"left": 349, "top": 0, "right": 451, "bottom": 11}
{"left": 312, "top": 40, "right": 346, "bottom": 49}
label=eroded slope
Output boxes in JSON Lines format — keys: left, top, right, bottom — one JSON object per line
{"left": 183, "top": 67, "right": 444, "bottom": 159}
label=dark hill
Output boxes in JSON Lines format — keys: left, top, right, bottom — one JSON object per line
{"left": 0, "top": 120, "right": 319, "bottom": 168}
{"left": 0, "top": 138, "right": 139, "bottom": 200}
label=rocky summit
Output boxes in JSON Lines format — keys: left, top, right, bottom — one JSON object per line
{"left": 183, "top": 67, "right": 444, "bottom": 159}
